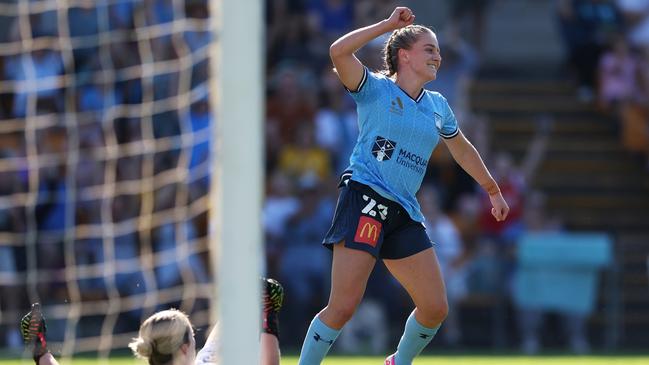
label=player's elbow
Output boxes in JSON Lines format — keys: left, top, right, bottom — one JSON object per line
{"left": 329, "top": 42, "right": 346, "bottom": 60}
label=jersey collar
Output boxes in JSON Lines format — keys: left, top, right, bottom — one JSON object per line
{"left": 394, "top": 82, "right": 425, "bottom": 103}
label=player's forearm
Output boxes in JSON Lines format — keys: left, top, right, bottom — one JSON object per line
{"left": 38, "top": 353, "right": 59, "bottom": 365}
{"left": 330, "top": 20, "right": 393, "bottom": 58}
{"left": 260, "top": 333, "right": 280, "bottom": 365}
{"left": 452, "top": 139, "right": 500, "bottom": 195}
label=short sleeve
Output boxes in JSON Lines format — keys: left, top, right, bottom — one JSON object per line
{"left": 437, "top": 96, "right": 459, "bottom": 139}
{"left": 345, "top": 67, "right": 384, "bottom": 104}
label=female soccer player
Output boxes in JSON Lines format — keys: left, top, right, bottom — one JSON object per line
{"left": 21, "top": 278, "right": 284, "bottom": 365}
{"left": 297, "top": 7, "right": 509, "bottom": 365}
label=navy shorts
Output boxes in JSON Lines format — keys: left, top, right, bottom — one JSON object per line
{"left": 322, "top": 176, "right": 433, "bottom": 260}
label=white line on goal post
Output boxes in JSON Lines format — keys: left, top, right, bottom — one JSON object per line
{"left": 210, "top": 1, "right": 263, "bottom": 364}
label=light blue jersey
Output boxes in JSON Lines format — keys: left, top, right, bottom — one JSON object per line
{"left": 345, "top": 67, "right": 459, "bottom": 222}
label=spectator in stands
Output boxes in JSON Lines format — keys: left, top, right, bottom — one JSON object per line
{"left": 479, "top": 116, "right": 551, "bottom": 244}
{"left": 556, "top": 0, "right": 623, "bottom": 102}
{"left": 305, "top": 0, "right": 358, "bottom": 70}
{"left": 597, "top": 35, "right": 640, "bottom": 111}
{"left": 266, "top": 0, "right": 312, "bottom": 69}
{"left": 277, "top": 123, "right": 332, "bottom": 181}
{"left": 266, "top": 66, "right": 317, "bottom": 164}
{"left": 479, "top": 152, "right": 526, "bottom": 241}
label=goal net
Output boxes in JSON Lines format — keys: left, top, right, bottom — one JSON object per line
{"left": 0, "top": 0, "right": 255, "bottom": 360}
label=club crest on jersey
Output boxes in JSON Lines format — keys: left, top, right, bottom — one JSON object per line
{"left": 434, "top": 112, "right": 442, "bottom": 130}
{"left": 372, "top": 136, "right": 396, "bottom": 161}
{"left": 389, "top": 97, "right": 404, "bottom": 116}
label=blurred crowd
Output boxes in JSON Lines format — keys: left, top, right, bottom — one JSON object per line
{"left": 556, "top": 0, "right": 649, "bottom": 167}
{"left": 0, "top": 0, "right": 646, "bottom": 356}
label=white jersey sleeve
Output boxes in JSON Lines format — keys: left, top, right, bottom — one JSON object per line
{"left": 194, "top": 326, "right": 220, "bottom": 365}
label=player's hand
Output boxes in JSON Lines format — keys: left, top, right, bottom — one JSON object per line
{"left": 489, "top": 192, "right": 509, "bottom": 222}
{"left": 261, "top": 277, "right": 284, "bottom": 338}
{"left": 20, "top": 303, "right": 50, "bottom": 363}
{"left": 385, "top": 7, "right": 415, "bottom": 30}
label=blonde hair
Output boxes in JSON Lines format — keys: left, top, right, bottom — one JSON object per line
{"left": 129, "top": 309, "right": 193, "bottom": 365}
{"left": 381, "top": 25, "right": 434, "bottom": 77}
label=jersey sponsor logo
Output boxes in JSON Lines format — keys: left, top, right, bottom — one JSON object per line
{"left": 396, "top": 148, "right": 428, "bottom": 174}
{"left": 372, "top": 136, "right": 396, "bottom": 161}
{"left": 354, "top": 216, "right": 382, "bottom": 247}
{"left": 390, "top": 96, "right": 404, "bottom": 115}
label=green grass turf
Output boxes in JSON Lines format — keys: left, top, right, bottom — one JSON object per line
{"left": 1, "top": 355, "right": 649, "bottom": 365}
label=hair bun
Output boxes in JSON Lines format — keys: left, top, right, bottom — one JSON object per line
{"left": 129, "top": 337, "right": 153, "bottom": 358}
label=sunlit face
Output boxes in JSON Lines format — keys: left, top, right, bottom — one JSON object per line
{"left": 401, "top": 30, "right": 442, "bottom": 82}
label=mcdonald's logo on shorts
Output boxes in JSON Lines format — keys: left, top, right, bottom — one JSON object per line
{"left": 354, "top": 216, "right": 382, "bottom": 247}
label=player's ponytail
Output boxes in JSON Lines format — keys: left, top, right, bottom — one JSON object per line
{"left": 381, "top": 25, "right": 433, "bottom": 78}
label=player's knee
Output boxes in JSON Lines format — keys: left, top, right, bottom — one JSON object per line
{"left": 420, "top": 297, "right": 449, "bottom": 325}
{"left": 327, "top": 300, "right": 358, "bottom": 325}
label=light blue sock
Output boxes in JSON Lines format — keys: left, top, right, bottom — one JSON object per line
{"left": 298, "top": 316, "right": 341, "bottom": 365}
{"left": 394, "top": 311, "right": 440, "bottom": 365}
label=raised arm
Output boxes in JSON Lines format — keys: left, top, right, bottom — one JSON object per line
{"left": 443, "top": 132, "right": 510, "bottom": 221}
{"left": 329, "top": 7, "right": 414, "bottom": 91}
{"left": 37, "top": 353, "right": 59, "bottom": 365}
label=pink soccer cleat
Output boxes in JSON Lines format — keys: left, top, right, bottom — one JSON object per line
{"left": 384, "top": 353, "right": 396, "bottom": 365}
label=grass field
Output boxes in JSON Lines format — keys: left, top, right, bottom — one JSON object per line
{"left": 2, "top": 355, "right": 649, "bottom": 365}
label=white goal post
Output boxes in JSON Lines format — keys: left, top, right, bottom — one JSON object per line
{"left": 210, "top": 1, "right": 264, "bottom": 364}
